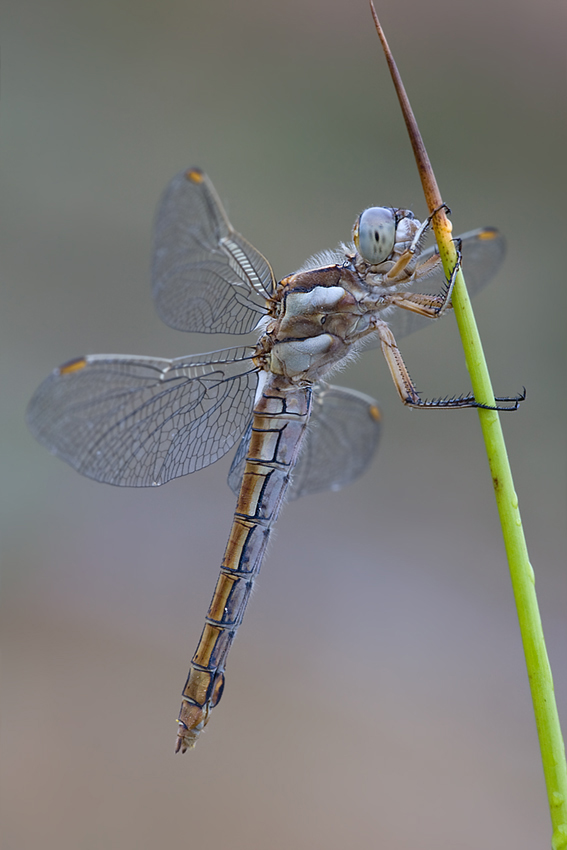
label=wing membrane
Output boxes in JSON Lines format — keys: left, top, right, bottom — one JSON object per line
{"left": 228, "top": 384, "right": 381, "bottom": 500}
{"left": 27, "top": 348, "right": 258, "bottom": 487}
{"left": 152, "top": 169, "right": 275, "bottom": 335}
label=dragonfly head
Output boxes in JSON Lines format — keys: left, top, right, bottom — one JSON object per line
{"left": 353, "top": 207, "right": 396, "bottom": 264}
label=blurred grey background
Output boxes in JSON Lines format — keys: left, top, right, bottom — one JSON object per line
{"left": 2, "top": 1, "right": 565, "bottom": 848}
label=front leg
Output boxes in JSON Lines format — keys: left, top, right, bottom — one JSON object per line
{"left": 384, "top": 291, "right": 452, "bottom": 319}
{"left": 380, "top": 241, "right": 463, "bottom": 321}
{"left": 376, "top": 321, "right": 524, "bottom": 410}
{"left": 386, "top": 203, "right": 451, "bottom": 282}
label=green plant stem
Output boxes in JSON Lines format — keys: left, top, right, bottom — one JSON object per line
{"left": 452, "top": 270, "right": 567, "bottom": 850}
{"left": 369, "top": 3, "right": 567, "bottom": 845}
{"left": 420, "top": 213, "right": 567, "bottom": 850}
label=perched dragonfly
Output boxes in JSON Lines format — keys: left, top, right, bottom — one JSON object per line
{"left": 27, "top": 168, "right": 521, "bottom": 752}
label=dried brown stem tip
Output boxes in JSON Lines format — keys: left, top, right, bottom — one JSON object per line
{"left": 368, "top": 1, "right": 452, "bottom": 247}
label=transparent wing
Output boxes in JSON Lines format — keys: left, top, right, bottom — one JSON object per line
{"left": 152, "top": 168, "right": 275, "bottom": 335}
{"left": 387, "top": 226, "right": 506, "bottom": 340}
{"left": 228, "top": 384, "right": 381, "bottom": 501}
{"left": 27, "top": 347, "right": 259, "bottom": 487}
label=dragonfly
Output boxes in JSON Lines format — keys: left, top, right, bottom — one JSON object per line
{"left": 27, "top": 167, "right": 522, "bottom": 753}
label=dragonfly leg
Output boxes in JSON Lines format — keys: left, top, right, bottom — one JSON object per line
{"left": 383, "top": 240, "right": 463, "bottom": 320}
{"left": 408, "top": 202, "right": 451, "bottom": 255}
{"left": 436, "top": 238, "right": 462, "bottom": 312}
{"left": 386, "top": 203, "right": 452, "bottom": 282}
{"left": 382, "top": 290, "right": 452, "bottom": 319}
{"left": 376, "top": 321, "right": 524, "bottom": 410}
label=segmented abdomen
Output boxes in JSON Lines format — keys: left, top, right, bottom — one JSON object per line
{"left": 175, "top": 376, "right": 311, "bottom": 752}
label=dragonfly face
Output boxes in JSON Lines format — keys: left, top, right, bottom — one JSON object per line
{"left": 26, "top": 167, "right": 513, "bottom": 750}
{"left": 354, "top": 205, "right": 412, "bottom": 264}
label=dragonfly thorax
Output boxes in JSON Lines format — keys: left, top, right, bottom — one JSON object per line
{"left": 256, "top": 206, "right": 430, "bottom": 382}
{"left": 258, "top": 266, "right": 376, "bottom": 381}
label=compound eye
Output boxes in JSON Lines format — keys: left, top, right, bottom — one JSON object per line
{"left": 354, "top": 207, "right": 396, "bottom": 264}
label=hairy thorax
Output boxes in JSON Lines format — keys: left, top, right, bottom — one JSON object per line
{"left": 253, "top": 211, "right": 424, "bottom": 384}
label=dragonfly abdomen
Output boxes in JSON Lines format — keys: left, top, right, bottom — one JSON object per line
{"left": 175, "top": 378, "right": 312, "bottom": 752}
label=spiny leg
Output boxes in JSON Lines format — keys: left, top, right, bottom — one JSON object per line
{"left": 436, "top": 237, "right": 462, "bottom": 311}
{"left": 386, "top": 202, "right": 451, "bottom": 282}
{"left": 376, "top": 321, "right": 524, "bottom": 410}
{"left": 378, "top": 240, "right": 463, "bottom": 322}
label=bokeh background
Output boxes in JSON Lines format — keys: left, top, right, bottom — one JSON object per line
{"left": 2, "top": 1, "right": 565, "bottom": 847}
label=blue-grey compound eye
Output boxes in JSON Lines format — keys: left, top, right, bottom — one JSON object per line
{"left": 354, "top": 207, "right": 396, "bottom": 264}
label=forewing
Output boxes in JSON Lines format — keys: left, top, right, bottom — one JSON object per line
{"left": 27, "top": 348, "right": 258, "bottom": 487}
{"left": 227, "top": 384, "right": 381, "bottom": 500}
{"left": 387, "top": 226, "right": 506, "bottom": 339}
{"left": 152, "top": 168, "right": 275, "bottom": 335}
